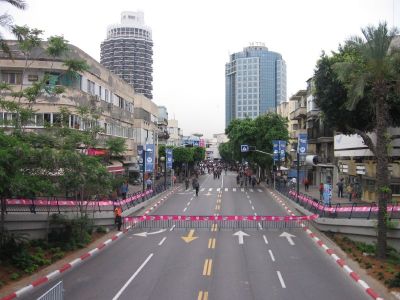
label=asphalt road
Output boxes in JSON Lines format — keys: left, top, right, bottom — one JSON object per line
{"left": 27, "top": 172, "right": 369, "bottom": 300}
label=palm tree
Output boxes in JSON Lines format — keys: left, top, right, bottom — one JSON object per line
{"left": 333, "top": 22, "right": 400, "bottom": 259}
{"left": 0, "top": 0, "right": 26, "bottom": 55}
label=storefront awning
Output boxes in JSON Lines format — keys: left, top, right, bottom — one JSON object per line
{"left": 107, "top": 161, "right": 125, "bottom": 174}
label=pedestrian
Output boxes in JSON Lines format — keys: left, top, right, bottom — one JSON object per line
{"left": 192, "top": 177, "right": 200, "bottom": 196}
{"left": 319, "top": 182, "right": 324, "bottom": 200}
{"left": 185, "top": 177, "right": 190, "bottom": 190}
{"left": 337, "top": 178, "right": 344, "bottom": 198}
{"left": 146, "top": 178, "right": 152, "bottom": 190}
{"left": 346, "top": 184, "right": 353, "bottom": 202}
{"left": 114, "top": 206, "right": 122, "bottom": 231}
{"left": 304, "top": 178, "right": 309, "bottom": 191}
{"left": 251, "top": 176, "right": 256, "bottom": 188}
{"left": 120, "top": 181, "right": 128, "bottom": 199}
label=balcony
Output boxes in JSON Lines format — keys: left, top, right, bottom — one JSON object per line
{"left": 290, "top": 106, "right": 307, "bottom": 120}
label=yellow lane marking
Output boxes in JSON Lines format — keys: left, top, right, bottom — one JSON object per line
{"left": 198, "top": 291, "right": 209, "bottom": 300}
{"left": 208, "top": 238, "right": 216, "bottom": 249}
{"left": 211, "top": 224, "right": 218, "bottom": 232}
{"left": 181, "top": 229, "right": 198, "bottom": 243}
{"left": 202, "top": 259, "right": 213, "bottom": 276}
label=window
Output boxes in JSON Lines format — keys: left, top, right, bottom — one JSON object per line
{"left": 391, "top": 184, "right": 400, "bottom": 195}
{"left": 28, "top": 74, "right": 39, "bottom": 82}
{"left": 87, "top": 79, "right": 95, "bottom": 95}
{"left": 98, "top": 86, "right": 102, "bottom": 99}
{"left": 105, "top": 89, "right": 109, "bottom": 102}
{"left": 44, "top": 113, "right": 51, "bottom": 124}
{"left": 2, "top": 72, "right": 22, "bottom": 84}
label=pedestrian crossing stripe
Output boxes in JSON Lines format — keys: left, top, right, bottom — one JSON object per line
{"left": 209, "top": 188, "right": 212, "bottom": 191}
{"left": 217, "top": 188, "right": 221, "bottom": 191}
{"left": 241, "top": 188, "right": 244, "bottom": 192}
{"left": 233, "top": 188, "right": 236, "bottom": 192}
{"left": 257, "top": 189, "right": 262, "bottom": 192}
{"left": 250, "top": 189, "right": 254, "bottom": 192}
{"left": 225, "top": 188, "right": 228, "bottom": 191}
{"left": 200, "top": 188, "right": 205, "bottom": 191}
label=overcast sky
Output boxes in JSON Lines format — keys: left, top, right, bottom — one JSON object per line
{"left": 4, "top": 0, "right": 399, "bottom": 138}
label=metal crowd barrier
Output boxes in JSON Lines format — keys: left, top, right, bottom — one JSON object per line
{"left": 3, "top": 183, "right": 169, "bottom": 214}
{"left": 276, "top": 186, "right": 400, "bottom": 220}
{"left": 123, "top": 215, "right": 318, "bottom": 230}
{"left": 37, "top": 281, "right": 63, "bottom": 300}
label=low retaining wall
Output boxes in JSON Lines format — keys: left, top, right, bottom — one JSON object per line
{"left": 3, "top": 190, "right": 165, "bottom": 239}
{"left": 276, "top": 190, "right": 400, "bottom": 251}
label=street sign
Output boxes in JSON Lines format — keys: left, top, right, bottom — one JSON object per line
{"left": 241, "top": 145, "right": 249, "bottom": 152}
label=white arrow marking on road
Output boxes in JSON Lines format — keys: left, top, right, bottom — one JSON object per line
{"left": 134, "top": 229, "right": 167, "bottom": 237}
{"left": 233, "top": 231, "right": 250, "bottom": 245}
{"left": 280, "top": 232, "right": 296, "bottom": 245}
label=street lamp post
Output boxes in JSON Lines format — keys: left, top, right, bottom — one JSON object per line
{"left": 142, "top": 148, "right": 146, "bottom": 193}
{"left": 290, "top": 148, "right": 300, "bottom": 202}
{"left": 160, "top": 156, "right": 167, "bottom": 190}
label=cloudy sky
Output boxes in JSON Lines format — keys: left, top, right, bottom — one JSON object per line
{"left": 4, "top": 0, "right": 398, "bottom": 138}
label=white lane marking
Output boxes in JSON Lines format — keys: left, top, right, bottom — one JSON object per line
{"left": 254, "top": 213, "right": 258, "bottom": 216}
{"left": 263, "top": 235, "right": 269, "bottom": 244}
{"left": 277, "top": 271, "right": 286, "bottom": 288}
{"left": 170, "top": 225, "right": 176, "bottom": 231}
{"left": 190, "top": 197, "right": 194, "bottom": 201}
{"left": 269, "top": 250, "right": 276, "bottom": 262}
{"left": 247, "top": 195, "right": 250, "bottom": 199}
{"left": 209, "top": 188, "right": 212, "bottom": 191}
{"left": 249, "top": 200, "right": 252, "bottom": 204}
{"left": 257, "top": 222, "right": 262, "bottom": 229}
{"left": 225, "top": 188, "right": 228, "bottom": 192}
{"left": 183, "top": 207, "right": 187, "bottom": 212}
{"left": 251, "top": 206, "right": 255, "bottom": 210}
{"left": 158, "top": 237, "right": 167, "bottom": 246}
{"left": 112, "top": 253, "right": 154, "bottom": 300}
{"left": 233, "top": 188, "right": 236, "bottom": 192}
{"left": 187, "top": 202, "right": 191, "bottom": 206}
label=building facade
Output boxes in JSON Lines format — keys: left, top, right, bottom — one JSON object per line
{"left": 0, "top": 40, "right": 158, "bottom": 175}
{"left": 101, "top": 11, "right": 153, "bottom": 100}
{"left": 225, "top": 42, "right": 286, "bottom": 128}
{"left": 167, "top": 119, "right": 182, "bottom": 147}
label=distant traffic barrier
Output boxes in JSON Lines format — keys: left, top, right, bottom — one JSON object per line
{"left": 123, "top": 214, "right": 319, "bottom": 229}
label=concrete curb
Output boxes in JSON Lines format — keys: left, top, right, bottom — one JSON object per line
{"left": 0, "top": 187, "right": 180, "bottom": 300}
{"left": 269, "top": 190, "right": 383, "bottom": 300}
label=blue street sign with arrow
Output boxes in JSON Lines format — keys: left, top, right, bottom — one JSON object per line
{"left": 241, "top": 145, "right": 249, "bottom": 152}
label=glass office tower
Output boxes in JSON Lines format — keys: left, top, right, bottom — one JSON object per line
{"left": 225, "top": 43, "right": 286, "bottom": 128}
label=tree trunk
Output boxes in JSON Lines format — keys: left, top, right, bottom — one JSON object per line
{"left": 0, "top": 197, "right": 5, "bottom": 245}
{"left": 375, "top": 94, "right": 390, "bottom": 259}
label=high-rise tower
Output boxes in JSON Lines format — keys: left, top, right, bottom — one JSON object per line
{"left": 101, "top": 11, "right": 153, "bottom": 99}
{"left": 225, "top": 43, "right": 286, "bottom": 128}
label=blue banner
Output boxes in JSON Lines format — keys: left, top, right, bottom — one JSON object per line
{"left": 298, "top": 133, "right": 308, "bottom": 155}
{"left": 137, "top": 145, "right": 144, "bottom": 170}
{"left": 145, "top": 144, "right": 155, "bottom": 172}
{"left": 273, "top": 140, "right": 286, "bottom": 162}
{"left": 166, "top": 148, "right": 173, "bottom": 170}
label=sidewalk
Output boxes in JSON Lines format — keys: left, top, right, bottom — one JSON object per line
{"left": 294, "top": 184, "right": 370, "bottom": 205}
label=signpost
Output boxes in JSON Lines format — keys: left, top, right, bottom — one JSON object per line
{"left": 241, "top": 145, "right": 249, "bottom": 153}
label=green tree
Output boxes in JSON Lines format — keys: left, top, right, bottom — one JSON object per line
{"left": 0, "top": 0, "right": 26, "bottom": 55}
{"left": 314, "top": 22, "right": 400, "bottom": 259}
{"left": 192, "top": 146, "right": 205, "bottom": 162}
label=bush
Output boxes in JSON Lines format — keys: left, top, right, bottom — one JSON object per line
{"left": 10, "top": 273, "right": 20, "bottom": 280}
{"left": 96, "top": 226, "right": 107, "bottom": 234}
{"left": 387, "top": 272, "right": 400, "bottom": 288}
{"left": 51, "top": 251, "right": 65, "bottom": 262}
{"left": 48, "top": 214, "right": 93, "bottom": 250}
{"left": 355, "top": 241, "right": 376, "bottom": 255}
